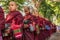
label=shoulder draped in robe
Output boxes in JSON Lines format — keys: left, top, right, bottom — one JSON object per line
{"left": 0, "top": 7, "right": 5, "bottom": 40}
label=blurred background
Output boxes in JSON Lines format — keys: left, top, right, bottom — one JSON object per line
{"left": 0, "top": 0, "right": 60, "bottom": 26}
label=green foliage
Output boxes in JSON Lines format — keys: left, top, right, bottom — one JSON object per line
{"left": 39, "top": 0, "right": 60, "bottom": 23}
{"left": 0, "top": 0, "right": 60, "bottom": 25}
{"left": 0, "top": 0, "right": 26, "bottom": 13}
{"left": 39, "top": 0, "right": 54, "bottom": 21}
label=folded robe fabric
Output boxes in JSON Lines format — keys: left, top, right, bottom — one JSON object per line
{"left": 0, "top": 7, "right": 5, "bottom": 40}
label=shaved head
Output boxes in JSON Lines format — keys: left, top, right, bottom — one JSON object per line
{"left": 9, "top": 1, "right": 18, "bottom": 11}
{"left": 9, "top": 1, "right": 17, "bottom": 6}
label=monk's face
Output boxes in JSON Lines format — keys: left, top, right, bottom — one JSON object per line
{"left": 33, "top": 9, "right": 39, "bottom": 16}
{"left": 9, "top": 1, "right": 17, "bottom": 11}
{"left": 24, "top": 7, "right": 30, "bottom": 14}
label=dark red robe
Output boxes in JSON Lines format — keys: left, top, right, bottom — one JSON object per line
{"left": 33, "top": 16, "right": 56, "bottom": 40}
{"left": 38, "top": 17, "right": 51, "bottom": 40}
{"left": 32, "top": 16, "right": 45, "bottom": 40}
{"left": 0, "top": 7, "right": 5, "bottom": 30}
{"left": 29, "top": 16, "right": 40, "bottom": 40}
{"left": 23, "top": 13, "right": 35, "bottom": 40}
{"left": 6, "top": 11, "right": 23, "bottom": 40}
{"left": 0, "top": 7, "right": 5, "bottom": 40}
{"left": 44, "top": 19, "right": 56, "bottom": 37}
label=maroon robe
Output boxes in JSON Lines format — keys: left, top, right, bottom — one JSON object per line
{"left": 34, "top": 16, "right": 52, "bottom": 40}
{"left": 44, "top": 19, "right": 56, "bottom": 37}
{"left": 6, "top": 11, "right": 23, "bottom": 40}
{"left": 38, "top": 17, "right": 51, "bottom": 40}
{"left": 32, "top": 16, "right": 45, "bottom": 40}
{"left": 31, "top": 16, "right": 41, "bottom": 40}
{"left": 0, "top": 7, "right": 5, "bottom": 40}
{"left": 23, "top": 13, "right": 35, "bottom": 40}
{"left": 38, "top": 17, "right": 56, "bottom": 40}
{"left": 51, "top": 24, "right": 56, "bottom": 33}
{"left": 0, "top": 7, "right": 5, "bottom": 30}
{"left": 29, "top": 16, "right": 48, "bottom": 40}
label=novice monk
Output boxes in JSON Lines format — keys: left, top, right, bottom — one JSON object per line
{"left": 34, "top": 10, "right": 56, "bottom": 40}
{"left": 0, "top": 6, "right": 5, "bottom": 40}
{"left": 32, "top": 5, "right": 53, "bottom": 40}
{"left": 23, "top": 6, "right": 36, "bottom": 40}
{"left": 6, "top": 1, "right": 23, "bottom": 40}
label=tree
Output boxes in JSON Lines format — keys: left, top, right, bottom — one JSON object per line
{"left": 39, "top": 0, "right": 60, "bottom": 25}
{"left": 0, "top": 0, "right": 26, "bottom": 13}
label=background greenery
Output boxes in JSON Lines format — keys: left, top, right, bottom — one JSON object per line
{"left": 0, "top": 0, "right": 60, "bottom": 25}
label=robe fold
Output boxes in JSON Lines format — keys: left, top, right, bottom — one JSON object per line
{"left": 0, "top": 7, "right": 5, "bottom": 30}
{"left": 0, "top": 7, "right": 5, "bottom": 40}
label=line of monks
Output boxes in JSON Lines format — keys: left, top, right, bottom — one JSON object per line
{"left": 0, "top": 1, "right": 56, "bottom": 40}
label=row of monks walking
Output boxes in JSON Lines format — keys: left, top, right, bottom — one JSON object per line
{"left": 0, "top": 1, "right": 56, "bottom": 40}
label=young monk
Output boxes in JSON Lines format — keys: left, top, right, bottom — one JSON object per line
{"left": 33, "top": 12, "right": 56, "bottom": 40}
{"left": 23, "top": 6, "right": 36, "bottom": 40}
{"left": 33, "top": 10, "right": 44, "bottom": 40}
{"left": 0, "top": 6, "right": 5, "bottom": 40}
{"left": 6, "top": 1, "right": 23, "bottom": 40}
{"left": 32, "top": 2, "right": 54, "bottom": 39}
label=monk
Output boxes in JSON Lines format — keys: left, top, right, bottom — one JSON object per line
{"left": 0, "top": 6, "right": 5, "bottom": 40}
{"left": 5, "top": 1, "right": 23, "bottom": 40}
{"left": 32, "top": 6, "right": 55, "bottom": 40}
{"left": 23, "top": 6, "right": 36, "bottom": 40}
{"left": 33, "top": 15, "right": 51, "bottom": 40}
